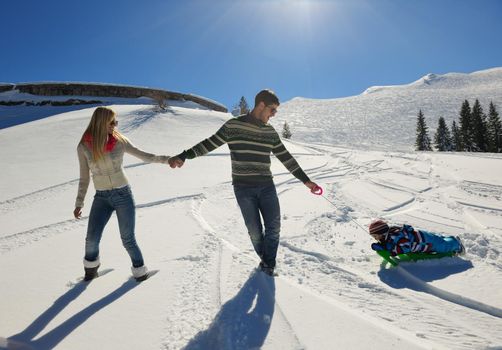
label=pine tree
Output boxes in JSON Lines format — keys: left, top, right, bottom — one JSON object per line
{"left": 415, "top": 110, "right": 432, "bottom": 151}
{"left": 451, "top": 120, "right": 462, "bottom": 151}
{"left": 434, "top": 116, "right": 452, "bottom": 151}
{"left": 471, "top": 99, "right": 488, "bottom": 152}
{"left": 487, "top": 101, "right": 502, "bottom": 153}
{"left": 239, "top": 96, "right": 250, "bottom": 115}
{"left": 231, "top": 96, "right": 250, "bottom": 116}
{"left": 459, "top": 100, "right": 472, "bottom": 151}
{"left": 282, "top": 121, "right": 292, "bottom": 139}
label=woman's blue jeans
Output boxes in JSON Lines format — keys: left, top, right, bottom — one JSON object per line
{"left": 85, "top": 186, "right": 144, "bottom": 268}
{"left": 234, "top": 184, "right": 281, "bottom": 268}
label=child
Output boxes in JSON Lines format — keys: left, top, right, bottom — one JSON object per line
{"left": 369, "top": 219, "right": 465, "bottom": 256}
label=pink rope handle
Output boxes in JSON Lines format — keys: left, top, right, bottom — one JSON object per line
{"left": 312, "top": 185, "right": 323, "bottom": 196}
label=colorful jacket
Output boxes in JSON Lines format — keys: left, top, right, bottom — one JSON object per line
{"left": 373, "top": 224, "right": 433, "bottom": 256}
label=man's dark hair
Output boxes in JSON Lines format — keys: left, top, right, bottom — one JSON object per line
{"left": 255, "top": 89, "right": 279, "bottom": 107}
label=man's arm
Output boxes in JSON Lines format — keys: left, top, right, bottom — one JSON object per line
{"left": 169, "top": 123, "right": 228, "bottom": 169}
{"left": 272, "top": 139, "right": 320, "bottom": 192}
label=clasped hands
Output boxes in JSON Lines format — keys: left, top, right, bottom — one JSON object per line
{"left": 168, "top": 156, "right": 184, "bottom": 168}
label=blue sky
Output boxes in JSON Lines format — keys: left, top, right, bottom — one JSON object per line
{"left": 2, "top": 0, "right": 502, "bottom": 109}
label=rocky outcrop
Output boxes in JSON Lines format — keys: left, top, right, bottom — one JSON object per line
{"left": 0, "top": 82, "right": 227, "bottom": 112}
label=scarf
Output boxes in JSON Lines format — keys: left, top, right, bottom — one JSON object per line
{"left": 83, "top": 133, "right": 117, "bottom": 152}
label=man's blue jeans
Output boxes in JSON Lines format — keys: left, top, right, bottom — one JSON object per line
{"left": 85, "top": 185, "right": 144, "bottom": 268}
{"left": 234, "top": 184, "right": 281, "bottom": 268}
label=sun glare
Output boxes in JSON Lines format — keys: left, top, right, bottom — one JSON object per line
{"left": 255, "top": 0, "right": 338, "bottom": 43}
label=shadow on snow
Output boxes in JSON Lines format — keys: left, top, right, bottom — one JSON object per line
{"left": 377, "top": 257, "right": 474, "bottom": 288}
{"left": 184, "top": 269, "right": 276, "bottom": 350}
{"left": 378, "top": 258, "right": 502, "bottom": 318}
{"left": 1, "top": 277, "right": 139, "bottom": 350}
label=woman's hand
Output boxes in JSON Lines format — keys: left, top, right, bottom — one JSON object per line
{"left": 73, "top": 207, "right": 82, "bottom": 219}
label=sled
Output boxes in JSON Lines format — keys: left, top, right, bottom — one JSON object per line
{"left": 377, "top": 250, "right": 456, "bottom": 267}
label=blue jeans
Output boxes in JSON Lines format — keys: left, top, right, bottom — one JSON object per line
{"left": 421, "top": 230, "right": 461, "bottom": 253}
{"left": 85, "top": 186, "right": 144, "bottom": 267}
{"left": 234, "top": 184, "right": 281, "bottom": 268}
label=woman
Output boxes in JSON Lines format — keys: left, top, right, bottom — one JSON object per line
{"left": 74, "top": 106, "right": 169, "bottom": 281}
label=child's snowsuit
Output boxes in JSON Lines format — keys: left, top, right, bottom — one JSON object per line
{"left": 372, "top": 224, "right": 462, "bottom": 256}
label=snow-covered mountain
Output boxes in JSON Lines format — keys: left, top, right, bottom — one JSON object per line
{"left": 275, "top": 67, "right": 502, "bottom": 151}
{"left": 2, "top": 68, "right": 501, "bottom": 153}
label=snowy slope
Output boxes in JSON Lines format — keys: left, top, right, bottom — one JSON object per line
{"left": 274, "top": 67, "right": 502, "bottom": 151}
{"left": 1, "top": 103, "right": 501, "bottom": 350}
{"left": 0, "top": 91, "right": 207, "bottom": 129}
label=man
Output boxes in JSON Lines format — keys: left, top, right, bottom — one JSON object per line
{"left": 168, "top": 89, "right": 319, "bottom": 276}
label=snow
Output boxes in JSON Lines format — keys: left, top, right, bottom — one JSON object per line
{"left": 274, "top": 67, "right": 502, "bottom": 152}
{"left": 0, "top": 92, "right": 210, "bottom": 129}
{"left": 1, "top": 69, "right": 502, "bottom": 349}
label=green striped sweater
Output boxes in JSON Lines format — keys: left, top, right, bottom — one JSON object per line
{"left": 178, "top": 114, "right": 310, "bottom": 186}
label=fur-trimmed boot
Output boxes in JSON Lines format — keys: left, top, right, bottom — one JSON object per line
{"left": 83, "top": 257, "right": 100, "bottom": 281}
{"left": 131, "top": 265, "right": 148, "bottom": 282}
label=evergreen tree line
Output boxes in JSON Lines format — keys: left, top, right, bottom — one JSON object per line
{"left": 415, "top": 99, "right": 502, "bottom": 153}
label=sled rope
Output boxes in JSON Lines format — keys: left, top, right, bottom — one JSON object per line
{"left": 313, "top": 185, "right": 368, "bottom": 233}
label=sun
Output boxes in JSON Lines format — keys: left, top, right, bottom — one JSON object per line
{"left": 244, "top": 0, "right": 339, "bottom": 45}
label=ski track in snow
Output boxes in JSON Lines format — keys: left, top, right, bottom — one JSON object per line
{"left": 185, "top": 195, "right": 304, "bottom": 349}
{"left": 187, "top": 173, "right": 501, "bottom": 350}
{"left": 217, "top": 197, "right": 500, "bottom": 348}
{"left": 0, "top": 162, "right": 147, "bottom": 214}
{"left": 0, "top": 194, "right": 203, "bottom": 255}
{"left": 157, "top": 197, "right": 224, "bottom": 350}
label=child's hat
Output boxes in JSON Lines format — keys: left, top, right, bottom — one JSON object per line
{"left": 369, "top": 219, "right": 389, "bottom": 236}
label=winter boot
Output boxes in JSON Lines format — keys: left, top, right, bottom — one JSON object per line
{"left": 259, "top": 261, "right": 275, "bottom": 276}
{"left": 455, "top": 236, "right": 466, "bottom": 256}
{"left": 83, "top": 257, "right": 100, "bottom": 281}
{"left": 132, "top": 265, "right": 149, "bottom": 282}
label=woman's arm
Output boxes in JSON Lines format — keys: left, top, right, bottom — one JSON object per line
{"left": 123, "top": 137, "right": 170, "bottom": 164}
{"left": 75, "top": 145, "right": 91, "bottom": 210}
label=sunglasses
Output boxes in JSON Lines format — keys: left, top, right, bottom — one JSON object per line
{"left": 110, "top": 120, "right": 118, "bottom": 126}
{"left": 266, "top": 105, "right": 278, "bottom": 113}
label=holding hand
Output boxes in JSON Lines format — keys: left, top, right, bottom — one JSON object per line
{"left": 168, "top": 156, "right": 185, "bottom": 168}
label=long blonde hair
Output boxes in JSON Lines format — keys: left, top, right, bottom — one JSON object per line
{"left": 80, "top": 106, "right": 126, "bottom": 160}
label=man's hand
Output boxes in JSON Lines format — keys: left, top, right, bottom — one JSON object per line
{"left": 168, "top": 156, "right": 185, "bottom": 168}
{"left": 305, "top": 181, "right": 321, "bottom": 194}
{"left": 74, "top": 207, "right": 82, "bottom": 219}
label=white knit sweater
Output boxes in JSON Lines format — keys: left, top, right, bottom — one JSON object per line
{"left": 76, "top": 137, "right": 169, "bottom": 207}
